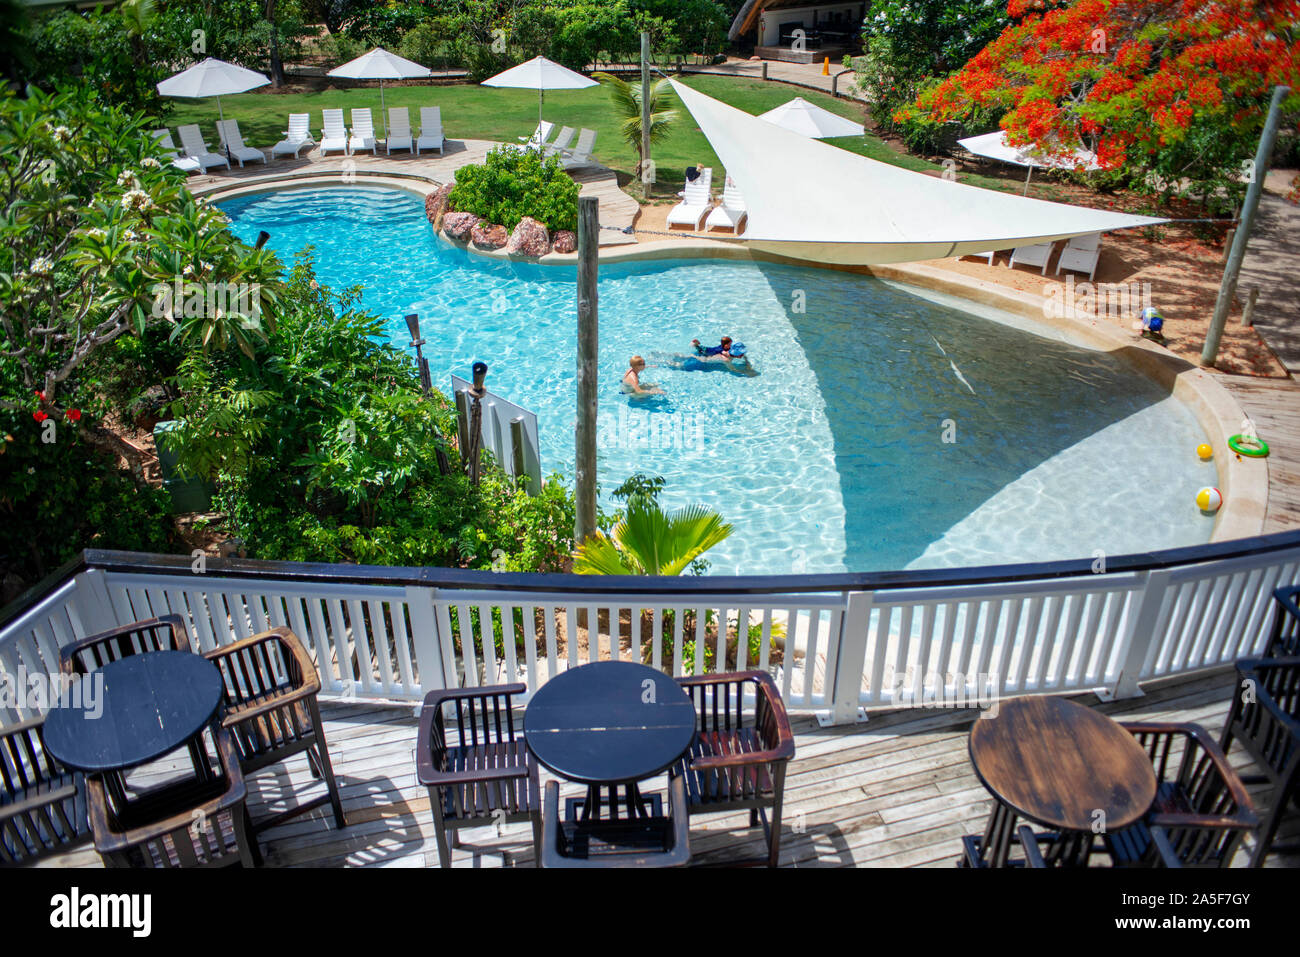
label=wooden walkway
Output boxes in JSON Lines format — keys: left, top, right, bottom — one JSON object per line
{"left": 39, "top": 669, "right": 1300, "bottom": 869}
{"left": 1218, "top": 375, "right": 1300, "bottom": 532}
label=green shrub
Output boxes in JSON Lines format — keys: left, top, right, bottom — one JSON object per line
{"left": 448, "top": 146, "right": 580, "bottom": 232}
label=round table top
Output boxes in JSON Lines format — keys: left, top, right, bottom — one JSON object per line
{"left": 42, "top": 651, "right": 224, "bottom": 774}
{"left": 968, "top": 696, "right": 1157, "bottom": 832}
{"left": 523, "top": 661, "right": 697, "bottom": 785}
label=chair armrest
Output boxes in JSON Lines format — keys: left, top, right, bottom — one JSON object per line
{"left": 1121, "top": 720, "right": 1256, "bottom": 821}
{"left": 417, "top": 762, "right": 531, "bottom": 788}
{"left": 1017, "top": 825, "right": 1047, "bottom": 868}
{"left": 419, "top": 683, "right": 526, "bottom": 713}
{"left": 60, "top": 614, "right": 190, "bottom": 675}
{"left": 0, "top": 780, "right": 81, "bottom": 824}
{"left": 89, "top": 727, "right": 246, "bottom": 854}
{"left": 1148, "top": 826, "right": 1184, "bottom": 868}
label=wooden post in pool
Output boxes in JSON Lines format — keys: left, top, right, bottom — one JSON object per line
{"left": 640, "top": 31, "right": 652, "bottom": 201}
{"left": 575, "top": 195, "right": 599, "bottom": 543}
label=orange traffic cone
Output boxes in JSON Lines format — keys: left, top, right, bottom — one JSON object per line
{"left": 822, "top": 57, "right": 829, "bottom": 75}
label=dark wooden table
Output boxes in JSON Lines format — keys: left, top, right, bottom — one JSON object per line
{"left": 968, "top": 695, "right": 1157, "bottom": 867}
{"left": 42, "top": 650, "right": 223, "bottom": 776}
{"left": 524, "top": 660, "right": 697, "bottom": 821}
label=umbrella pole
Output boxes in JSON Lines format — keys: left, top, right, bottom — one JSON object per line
{"left": 1023, "top": 166, "right": 1033, "bottom": 196}
{"left": 380, "top": 81, "right": 387, "bottom": 143}
{"left": 218, "top": 96, "right": 231, "bottom": 164}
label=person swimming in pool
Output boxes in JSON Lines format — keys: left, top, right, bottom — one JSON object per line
{"left": 691, "top": 336, "right": 732, "bottom": 358}
{"left": 621, "top": 355, "right": 665, "bottom": 396}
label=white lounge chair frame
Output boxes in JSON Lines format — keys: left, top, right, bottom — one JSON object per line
{"left": 350, "top": 108, "right": 376, "bottom": 154}
{"left": 704, "top": 177, "right": 747, "bottom": 234}
{"left": 560, "top": 128, "right": 598, "bottom": 170}
{"left": 320, "top": 109, "right": 349, "bottom": 156}
{"left": 666, "top": 167, "right": 713, "bottom": 230}
{"left": 271, "top": 113, "right": 315, "bottom": 158}
{"left": 1055, "top": 232, "right": 1103, "bottom": 280}
{"left": 216, "top": 119, "right": 267, "bottom": 167}
{"left": 175, "top": 124, "right": 230, "bottom": 173}
{"left": 1007, "top": 241, "right": 1055, "bottom": 274}
{"left": 415, "top": 107, "right": 444, "bottom": 155}
{"left": 386, "top": 107, "right": 413, "bottom": 155}
{"left": 542, "top": 127, "right": 576, "bottom": 158}
{"left": 150, "top": 129, "right": 201, "bottom": 174}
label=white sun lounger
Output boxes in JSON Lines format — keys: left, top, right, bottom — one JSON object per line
{"left": 350, "top": 108, "right": 376, "bottom": 154}
{"left": 519, "top": 121, "right": 554, "bottom": 149}
{"left": 666, "top": 167, "right": 713, "bottom": 230}
{"left": 542, "top": 126, "right": 576, "bottom": 157}
{"left": 216, "top": 119, "right": 267, "bottom": 167}
{"left": 415, "top": 106, "right": 444, "bottom": 155}
{"left": 1055, "top": 232, "right": 1103, "bottom": 280}
{"left": 1008, "top": 241, "right": 1055, "bottom": 274}
{"left": 320, "top": 109, "right": 349, "bottom": 155}
{"left": 386, "top": 107, "right": 413, "bottom": 154}
{"left": 271, "top": 113, "right": 315, "bottom": 158}
{"left": 559, "top": 128, "right": 598, "bottom": 169}
{"left": 704, "top": 177, "right": 747, "bottom": 234}
{"left": 150, "top": 129, "right": 201, "bottom": 174}
{"left": 176, "top": 124, "right": 230, "bottom": 173}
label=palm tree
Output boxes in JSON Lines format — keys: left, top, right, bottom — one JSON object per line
{"left": 590, "top": 71, "right": 678, "bottom": 185}
{"left": 572, "top": 498, "right": 732, "bottom": 576}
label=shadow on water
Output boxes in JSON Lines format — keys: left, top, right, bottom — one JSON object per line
{"left": 757, "top": 265, "right": 1183, "bottom": 570}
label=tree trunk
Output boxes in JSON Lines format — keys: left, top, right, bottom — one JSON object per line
{"left": 265, "top": 0, "right": 285, "bottom": 87}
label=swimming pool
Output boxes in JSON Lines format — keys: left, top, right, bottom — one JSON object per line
{"left": 218, "top": 185, "right": 1217, "bottom": 575}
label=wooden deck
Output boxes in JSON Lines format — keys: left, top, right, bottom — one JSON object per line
{"left": 39, "top": 668, "right": 1300, "bottom": 869}
{"left": 1218, "top": 375, "right": 1300, "bottom": 533}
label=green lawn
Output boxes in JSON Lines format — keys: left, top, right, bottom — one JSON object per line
{"left": 166, "top": 73, "right": 1016, "bottom": 195}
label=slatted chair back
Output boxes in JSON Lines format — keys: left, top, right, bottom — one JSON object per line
{"left": 203, "top": 627, "right": 345, "bottom": 830}
{"left": 388, "top": 107, "right": 412, "bottom": 139}
{"left": 87, "top": 726, "right": 259, "bottom": 868}
{"left": 419, "top": 106, "right": 442, "bottom": 137}
{"left": 286, "top": 113, "right": 311, "bottom": 140}
{"left": 59, "top": 615, "right": 191, "bottom": 677}
{"left": 351, "top": 108, "right": 375, "bottom": 137}
{"left": 1267, "top": 585, "right": 1300, "bottom": 657}
{"left": 0, "top": 717, "right": 91, "bottom": 865}
{"left": 415, "top": 683, "right": 541, "bottom": 867}
{"left": 682, "top": 167, "right": 712, "bottom": 207}
{"left": 672, "top": 669, "right": 794, "bottom": 866}
{"left": 322, "top": 108, "right": 347, "bottom": 138}
{"left": 1119, "top": 722, "right": 1257, "bottom": 867}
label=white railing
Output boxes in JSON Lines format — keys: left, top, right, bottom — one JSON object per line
{"left": 2, "top": 536, "right": 1297, "bottom": 727}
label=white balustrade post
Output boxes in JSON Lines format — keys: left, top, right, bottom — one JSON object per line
{"left": 1101, "top": 569, "right": 1171, "bottom": 700}
{"left": 405, "top": 585, "right": 447, "bottom": 697}
{"left": 68, "top": 567, "right": 118, "bottom": 643}
{"left": 819, "top": 590, "right": 873, "bottom": 726}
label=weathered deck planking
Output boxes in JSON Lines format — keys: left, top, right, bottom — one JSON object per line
{"left": 36, "top": 667, "right": 1299, "bottom": 869}
{"left": 1218, "top": 375, "right": 1300, "bottom": 533}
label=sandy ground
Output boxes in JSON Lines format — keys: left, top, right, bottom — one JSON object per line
{"left": 634, "top": 169, "right": 1295, "bottom": 378}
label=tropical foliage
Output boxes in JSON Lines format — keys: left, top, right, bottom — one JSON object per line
{"left": 591, "top": 71, "right": 678, "bottom": 181}
{"left": 448, "top": 146, "right": 580, "bottom": 231}
{"left": 898, "top": 0, "right": 1300, "bottom": 202}
{"left": 572, "top": 474, "right": 732, "bottom": 576}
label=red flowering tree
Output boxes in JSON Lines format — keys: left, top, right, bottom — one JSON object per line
{"left": 899, "top": 0, "right": 1300, "bottom": 199}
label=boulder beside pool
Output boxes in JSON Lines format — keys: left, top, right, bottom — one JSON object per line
{"left": 471, "top": 221, "right": 509, "bottom": 250}
{"left": 506, "top": 216, "right": 551, "bottom": 257}
{"left": 442, "top": 211, "right": 479, "bottom": 242}
{"left": 424, "top": 183, "right": 453, "bottom": 230}
{"left": 552, "top": 229, "right": 577, "bottom": 254}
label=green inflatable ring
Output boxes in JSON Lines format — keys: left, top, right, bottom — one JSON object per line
{"left": 1228, "top": 434, "right": 1270, "bottom": 457}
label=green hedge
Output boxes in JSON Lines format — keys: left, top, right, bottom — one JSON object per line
{"left": 448, "top": 147, "right": 580, "bottom": 233}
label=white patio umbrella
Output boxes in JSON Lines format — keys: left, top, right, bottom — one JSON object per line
{"left": 757, "top": 97, "right": 865, "bottom": 139}
{"left": 328, "top": 47, "right": 432, "bottom": 140}
{"left": 156, "top": 58, "right": 270, "bottom": 161}
{"left": 481, "top": 56, "right": 597, "bottom": 134}
{"left": 958, "top": 130, "right": 1101, "bottom": 195}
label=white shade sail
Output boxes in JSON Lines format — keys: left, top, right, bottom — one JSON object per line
{"left": 957, "top": 130, "right": 1101, "bottom": 171}
{"left": 157, "top": 58, "right": 269, "bottom": 99}
{"left": 669, "top": 79, "right": 1163, "bottom": 266}
{"left": 327, "top": 47, "right": 432, "bottom": 81}
{"left": 481, "top": 56, "right": 598, "bottom": 91}
{"left": 758, "top": 97, "right": 865, "bottom": 139}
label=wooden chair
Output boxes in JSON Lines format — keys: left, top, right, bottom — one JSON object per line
{"left": 539, "top": 776, "right": 690, "bottom": 867}
{"left": 58, "top": 614, "right": 192, "bottom": 676}
{"left": 1105, "top": 722, "right": 1257, "bottom": 867}
{"left": 0, "top": 717, "right": 92, "bottom": 866}
{"left": 963, "top": 824, "right": 1054, "bottom": 867}
{"left": 203, "top": 627, "right": 346, "bottom": 832}
{"left": 671, "top": 670, "right": 795, "bottom": 867}
{"left": 88, "top": 725, "right": 260, "bottom": 868}
{"left": 415, "top": 683, "right": 541, "bottom": 868}
{"left": 1266, "top": 585, "right": 1300, "bottom": 657}
{"left": 1220, "top": 657, "right": 1300, "bottom": 866}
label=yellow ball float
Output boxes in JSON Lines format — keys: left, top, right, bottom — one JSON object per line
{"left": 1196, "top": 487, "right": 1223, "bottom": 513}
{"left": 1196, "top": 443, "right": 1213, "bottom": 461}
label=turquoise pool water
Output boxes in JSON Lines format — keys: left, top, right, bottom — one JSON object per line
{"left": 219, "top": 185, "right": 1218, "bottom": 574}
